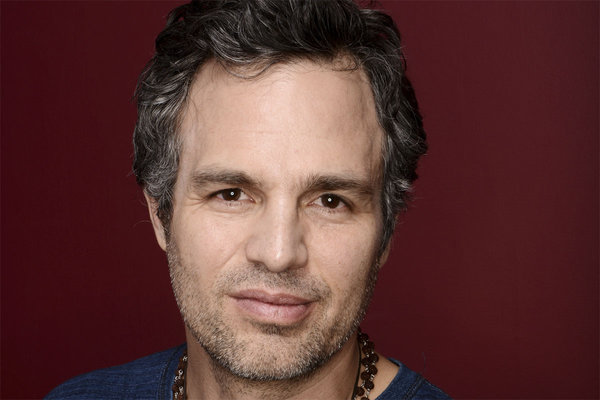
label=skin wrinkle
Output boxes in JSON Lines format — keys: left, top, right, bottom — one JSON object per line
{"left": 129, "top": 3, "right": 432, "bottom": 398}
{"left": 134, "top": 3, "right": 427, "bottom": 254}
{"left": 188, "top": 168, "right": 377, "bottom": 211}
{"left": 149, "top": 60, "right": 391, "bottom": 399}
{"left": 168, "top": 239, "right": 379, "bottom": 399}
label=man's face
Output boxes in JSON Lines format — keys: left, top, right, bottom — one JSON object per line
{"left": 150, "top": 60, "right": 386, "bottom": 380}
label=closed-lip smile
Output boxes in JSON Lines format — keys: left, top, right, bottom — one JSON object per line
{"left": 229, "top": 289, "right": 315, "bottom": 325}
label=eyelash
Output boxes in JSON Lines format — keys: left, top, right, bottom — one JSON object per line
{"left": 313, "top": 193, "right": 349, "bottom": 211}
{"left": 215, "top": 188, "right": 242, "bottom": 201}
{"left": 212, "top": 188, "right": 251, "bottom": 203}
{"left": 210, "top": 189, "right": 350, "bottom": 212}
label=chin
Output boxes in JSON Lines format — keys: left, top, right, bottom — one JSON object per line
{"left": 188, "top": 315, "right": 357, "bottom": 381}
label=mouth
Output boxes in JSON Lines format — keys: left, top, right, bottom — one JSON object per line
{"left": 229, "top": 289, "right": 315, "bottom": 325}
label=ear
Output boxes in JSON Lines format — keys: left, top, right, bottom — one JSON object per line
{"left": 378, "top": 240, "right": 392, "bottom": 268}
{"left": 144, "top": 192, "right": 167, "bottom": 251}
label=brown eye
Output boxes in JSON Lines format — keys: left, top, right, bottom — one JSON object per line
{"left": 320, "top": 194, "right": 341, "bottom": 209}
{"left": 220, "top": 189, "right": 242, "bottom": 201}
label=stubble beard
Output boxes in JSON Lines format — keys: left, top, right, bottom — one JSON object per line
{"left": 167, "top": 240, "right": 380, "bottom": 383}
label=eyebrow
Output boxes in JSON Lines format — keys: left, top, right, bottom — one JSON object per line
{"left": 189, "top": 169, "right": 260, "bottom": 192}
{"left": 302, "top": 174, "right": 376, "bottom": 200}
{"left": 188, "top": 168, "right": 376, "bottom": 199}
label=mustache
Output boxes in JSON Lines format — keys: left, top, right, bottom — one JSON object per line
{"left": 215, "top": 263, "right": 331, "bottom": 301}
{"left": 165, "top": 240, "right": 331, "bottom": 301}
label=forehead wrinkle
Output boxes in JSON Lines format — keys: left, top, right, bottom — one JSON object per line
{"left": 180, "top": 59, "right": 385, "bottom": 196}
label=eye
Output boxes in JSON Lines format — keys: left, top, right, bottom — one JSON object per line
{"left": 215, "top": 188, "right": 247, "bottom": 201}
{"left": 316, "top": 193, "right": 345, "bottom": 209}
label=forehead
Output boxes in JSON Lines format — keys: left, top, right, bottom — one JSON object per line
{"left": 178, "top": 59, "right": 383, "bottom": 187}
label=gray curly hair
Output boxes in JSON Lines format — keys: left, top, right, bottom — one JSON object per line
{"left": 133, "top": 0, "right": 427, "bottom": 255}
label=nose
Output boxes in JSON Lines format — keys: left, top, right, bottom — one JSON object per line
{"left": 245, "top": 200, "right": 308, "bottom": 272}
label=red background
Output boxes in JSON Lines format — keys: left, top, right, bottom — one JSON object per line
{"left": 1, "top": 1, "right": 598, "bottom": 399}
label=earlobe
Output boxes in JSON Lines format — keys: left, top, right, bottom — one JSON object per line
{"left": 378, "top": 241, "right": 392, "bottom": 268}
{"left": 143, "top": 192, "right": 167, "bottom": 251}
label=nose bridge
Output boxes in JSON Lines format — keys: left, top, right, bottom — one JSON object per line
{"left": 245, "top": 196, "right": 307, "bottom": 272}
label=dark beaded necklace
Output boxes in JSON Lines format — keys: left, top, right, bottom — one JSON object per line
{"left": 172, "top": 329, "right": 378, "bottom": 400}
{"left": 353, "top": 329, "right": 378, "bottom": 400}
{"left": 173, "top": 352, "right": 187, "bottom": 400}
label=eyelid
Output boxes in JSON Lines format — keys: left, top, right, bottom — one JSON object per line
{"left": 312, "top": 193, "right": 351, "bottom": 210}
{"left": 212, "top": 188, "right": 252, "bottom": 202}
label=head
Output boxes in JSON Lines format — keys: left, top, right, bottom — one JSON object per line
{"left": 133, "top": 0, "right": 426, "bottom": 382}
{"left": 133, "top": 0, "right": 427, "bottom": 257}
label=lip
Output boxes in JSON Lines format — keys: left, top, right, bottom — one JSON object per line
{"left": 229, "top": 289, "right": 315, "bottom": 325}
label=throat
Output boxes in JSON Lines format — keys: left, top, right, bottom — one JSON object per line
{"left": 185, "top": 350, "right": 343, "bottom": 400}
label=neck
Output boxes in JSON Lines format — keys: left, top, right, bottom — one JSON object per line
{"left": 184, "top": 330, "right": 360, "bottom": 400}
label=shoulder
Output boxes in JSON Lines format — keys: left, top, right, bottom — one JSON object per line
{"left": 45, "top": 344, "right": 186, "bottom": 400}
{"left": 376, "top": 359, "right": 452, "bottom": 400}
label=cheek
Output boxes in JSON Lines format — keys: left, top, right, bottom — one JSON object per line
{"left": 170, "top": 212, "right": 250, "bottom": 280}
{"left": 309, "top": 223, "right": 379, "bottom": 298}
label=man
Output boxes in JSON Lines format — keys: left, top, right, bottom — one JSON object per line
{"left": 47, "top": 0, "right": 450, "bottom": 399}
